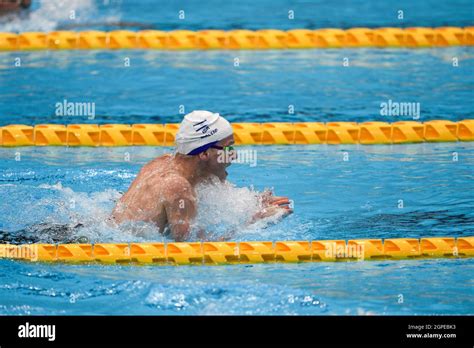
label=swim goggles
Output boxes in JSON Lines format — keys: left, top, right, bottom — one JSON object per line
{"left": 210, "top": 145, "right": 235, "bottom": 152}
{"left": 187, "top": 142, "right": 234, "bottom": 155}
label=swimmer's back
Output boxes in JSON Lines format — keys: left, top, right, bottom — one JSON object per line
{"left": 111, "top": 154, "right": 188, "bottom": 228}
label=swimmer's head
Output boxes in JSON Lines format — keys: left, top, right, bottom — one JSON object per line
{"left": 175, "top": 110, "right": 234, "bottom": 155}
{"left": 175, "top": 110, "right": 236, "bottom": 179}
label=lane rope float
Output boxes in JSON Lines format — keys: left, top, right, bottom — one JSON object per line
{"left": 0, "top": 237, "right": 472, "bottom": 265}
{"left": 0, "top": 120, "right": 473, "bottom": 146}
{"left": 0, "top": 27, "right": 473, "bottom": 50}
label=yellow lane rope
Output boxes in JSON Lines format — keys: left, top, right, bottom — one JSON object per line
{"left": 0, "top": 120, "right": 473, "bottom": 146}
{"left": 0, "top": 237, "right": 472, "bottom": 265}
{"left": 1, "top": 27, "right": 473, "bottom": 50}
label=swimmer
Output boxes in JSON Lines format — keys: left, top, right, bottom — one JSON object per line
{"left": 111, "top": 110, "right": 292, "bottom": 241}
{"left": 0, "top": 0, "right": 31, "bottom": 14}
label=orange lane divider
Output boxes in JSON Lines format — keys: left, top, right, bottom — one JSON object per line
{"left": 1, "top": 27, "right": 473, "bottom": 50}
{"left": 0, "top": 120, "right": 473, "bottom": 146}
{"left": 0, "top": 236, "right": 472, "bottom": 265}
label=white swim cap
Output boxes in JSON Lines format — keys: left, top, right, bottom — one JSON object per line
{"left": 175, "top": 110, "right": 233, "bottom": 155}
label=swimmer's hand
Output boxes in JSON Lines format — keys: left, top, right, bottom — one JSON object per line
{"left": 250, "top": 204, "right": 292, "bottom": 223}
{"left": 249, "top": 191, "right": 293, "bottom": 224}
{"left": 259, "top": 190, "right": 293, "bottom": 211}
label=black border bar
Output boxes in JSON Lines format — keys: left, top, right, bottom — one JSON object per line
{"left": 0, "top": 315, "right": 472, "bottom": 346}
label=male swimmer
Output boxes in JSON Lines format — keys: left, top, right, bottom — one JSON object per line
{"left": 0, "top": 0, "right": 31, "bottom": 14}
{"left": 111, "top": 110, "right": 292, "bottom": 241}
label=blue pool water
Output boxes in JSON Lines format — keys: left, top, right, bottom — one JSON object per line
{"left": 2, "top": 48, "right": 474, "bottom": 124}
{"left": 1, "top": 0, "right": 473, "bottom": 32}
{"left": 0, "top": 0, "right": 473, "bottom": 315}
{"left": 0, "top": 144, "right": 473, "bottom": 315}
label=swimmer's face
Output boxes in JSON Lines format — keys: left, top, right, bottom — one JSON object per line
{"left": 198, "top": 134, "right": 235, "bottom": 179}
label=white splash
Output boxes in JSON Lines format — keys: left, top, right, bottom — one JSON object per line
{"left": 0, "top": 0, "right": 97, "bottom": 32}
{"left": 191, "top": 178, "right": 285, "bottom": 240}
{"left": 37, "top": 182, "right": 134, "bottom": 242}
{"left": 27, "top": 180, "right": 286, "bottom": 243}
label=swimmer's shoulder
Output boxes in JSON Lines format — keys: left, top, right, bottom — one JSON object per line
{"left": 147, "top": 153, "right": 173, "bottom": 165}
{"left": 139, "top": 154, "right": 194, "bottom": 192}
{"left": 157, "top": 173, "right": 195, "bottom": 201}
{"left": 160, "top": 171, "right": 192, "bottom": 188}
{"left": 138, "top": 153, "right": 174, "bottom": 174}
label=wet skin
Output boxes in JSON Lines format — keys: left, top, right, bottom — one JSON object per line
{"left": 111, "top": 135, "right": 292, "bottom": 241}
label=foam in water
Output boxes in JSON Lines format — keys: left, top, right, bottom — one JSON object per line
{"left": 27, "top": 180, "right": 287, "bottom": 243}
{"left": 0, "top": 0, "right": 98, "bottom": 32}
{"left": 191, "top": 178, "right": 283, "bottom": 240}
{"left": 37, "top": 182, "right": 129, "bottom": 242}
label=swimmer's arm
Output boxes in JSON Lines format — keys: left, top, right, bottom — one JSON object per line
{"left": 249, "top": 190, "right": 293, "bottom": 223}
{"left": 162, "top": 180, "right": 233, "bottom": 242}
{"left": 162, "top": 177, "right": 198, "bottom": 242}
{"left": 258, "top": 189, "right": 291, "bottom": 207}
